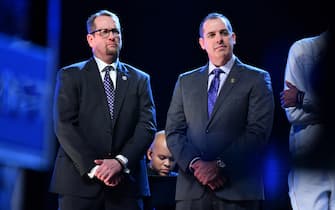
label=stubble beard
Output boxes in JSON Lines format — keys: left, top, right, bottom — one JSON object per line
{"left": 106, "top": 46, "right": 120, "bottom": 61}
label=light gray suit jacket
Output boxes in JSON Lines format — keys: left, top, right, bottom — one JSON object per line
{"left": 165, "top": 58, "right": 274, "bottom": 201}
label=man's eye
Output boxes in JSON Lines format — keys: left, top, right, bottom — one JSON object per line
{"left": 103, "top": 29, "right": 110, "bottom": 34}
{"left": 111, "top": 28, "right": 120, "bottom": 34}
{"left": 221, "top": 30, "right": 230, "bottom": 36}
{"left": 207, "top": 33, "right": 215, "bottom": 38}
{"left": 158, "top": 155, "right": 167, "bottom": 160}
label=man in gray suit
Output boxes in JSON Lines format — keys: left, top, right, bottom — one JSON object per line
{"left": 165, "top": 12, "right": 274, "bottom": 210}
{"left": 50, "top": 10, "right": 156, "bottom": 210}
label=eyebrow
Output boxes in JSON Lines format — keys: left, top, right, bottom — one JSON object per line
{"left": 205, "top": 28, "right": 229, "bottom": 35}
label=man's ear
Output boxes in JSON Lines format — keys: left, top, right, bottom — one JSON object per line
{"left": 147, "top": 149, "right": 153, "bottom": 160}
{"left": 87, "top": 34, "right": 94, "bottom": 48}
{"left": 199, "top": 37, "right": 205, "bottom": 50}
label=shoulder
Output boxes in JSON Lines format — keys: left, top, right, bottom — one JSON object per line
{"left": 235, "top": 59, "right": 269, "bottom": 77}
{"left": 59, "top": 58, "right": 95, "bottom": 76}
{"left": 289, "top": 35, "right": 322, "bottom": 57}
{"left": 119, "top": 62, "right": 150, "bottom": 79}
{"left": 178, "top": 66, "right": 206, "bottom": 79}
{"left": 234, "top": 59, "right": 272, "bottom": 87}
{"left": 292, "top": 35, "right": 319, "bottom": 48}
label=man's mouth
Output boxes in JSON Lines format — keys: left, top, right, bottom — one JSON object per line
{"left": 215, "top": 45, "right": 225, "bottom": 50}
{"left": 160, "top": 169, "right": 170, "bottom": 174}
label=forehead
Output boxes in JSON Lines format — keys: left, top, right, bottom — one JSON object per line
{"left": 94, "top": 15, "right": 118, "bottom": 28}
{"left": 153, "top": 142, "right": 170, "bottom": 155}
{"left": 203, "top": 18, "right": 227, "bottom": 32}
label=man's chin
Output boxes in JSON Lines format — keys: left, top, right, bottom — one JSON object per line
{"left": 106, "top": 50, "right": 119, "bottom": 58}
{"left": 107, "top": 47, "right": 120, "bottom": 54}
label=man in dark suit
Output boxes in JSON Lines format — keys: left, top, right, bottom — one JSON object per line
{"left": 49, "top": 10, "right": 156, "bottom": 210}
{"left": 165, "top": 13, "right": 274, "bottom": 210}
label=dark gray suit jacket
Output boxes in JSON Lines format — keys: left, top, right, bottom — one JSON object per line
{"left": 165, "top": 58, "right": 274, "bottom": 201}
{"left": 50, "top": 58, "right": 156, "bottom": 197}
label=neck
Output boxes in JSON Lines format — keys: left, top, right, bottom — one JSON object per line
{"left": 212, "top": 55, "right": 232, "bottom": 67}
{"left": 96, "top": 54, "right": 117, "bottom": 65}
{"left": 211, "top": 54, "right": 233, "bottom": 67}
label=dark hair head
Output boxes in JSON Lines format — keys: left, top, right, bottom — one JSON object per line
{"left": 86, "top": 10, "right": 120, "bottom": 34}
{"left": 199, "top": 12, "right": 233, "bottom": 37}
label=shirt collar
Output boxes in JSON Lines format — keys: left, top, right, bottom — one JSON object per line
{"left": 94, "top": 56, "right": 119, "bottom": 72}
{"left": 208, "top": 54, "right": 236, "bottom": 75}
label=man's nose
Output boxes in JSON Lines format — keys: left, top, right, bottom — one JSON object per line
{"left": 164, "top": 159, "right": 171, "bottom": 167}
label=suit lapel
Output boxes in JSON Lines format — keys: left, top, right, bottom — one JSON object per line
{"left": 86, "top": 58, "right": 112, "bottom": 123}
{"left": 112, "top": 62, "right": 129, "bottom": 125}
{"left": 197, "top": 66, "right": 210, "bottom": 122}
{"left": 208, "top": 59, "right": 242, "bottom": 122}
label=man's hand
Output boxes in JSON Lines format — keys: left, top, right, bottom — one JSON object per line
{"left": 94, "top": 159, "right": 123, "bottom": 186}
{"left": 191, "top": 160, "right": 225, "bottom": 190}
{"left": 207, "top": 176, "right": 226, "bottom": 190}
{"left": 104, "top": 173, "right": 124, "bottom": 187}
{"left": 280, "top": 81, "right": 299, "bottom": 108}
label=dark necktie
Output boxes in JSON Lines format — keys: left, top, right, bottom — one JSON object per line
{"left": 103, "top": 66, "right": 115, "bottom": 119}
{"left": 208, "top": 68, "right": 223, "bottom": 117}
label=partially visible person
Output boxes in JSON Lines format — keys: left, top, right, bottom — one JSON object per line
{"left": 147, "top": 130, "right": 178, "bottom": 177}
{"left": 49, "top": 10, "right": 156, "bottom": 210}
{"left": 280, "top": 30, "right": 335, "bottom": 210}
{"left": 145, "top": 130, "right": 177, "bottom": 210}
{"left": 165, "top": 12, "right": 274, "bottom": 210}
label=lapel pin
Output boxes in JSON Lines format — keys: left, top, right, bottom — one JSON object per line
{"left": 122, "top": 75, "right": 127, "bottom": 81}
{"left": 230, "top": 78, "right": 235, "bottom": 83}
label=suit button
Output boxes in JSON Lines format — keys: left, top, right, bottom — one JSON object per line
{"left": 206, "top": 130, "right": 209, "bottom": 133}
{"left": 108, "top": 153, "right": 112, "bottom": 156}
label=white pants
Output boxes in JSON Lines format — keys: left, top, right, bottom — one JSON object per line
{"left": 288, "top": 169, "right": 335, "bottom": 210}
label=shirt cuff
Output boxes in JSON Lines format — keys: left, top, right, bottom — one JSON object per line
{"left": 115, "top": 154, "right": 128, "bottom": 165}
{"left": 87, "top": 165, "right": 99, "bottom": 178}
{"left": 189, "top": 157, "right": 201, "bottom": 172}
{"left": 115, "top": 154, "right": 130, "bottom": 174}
